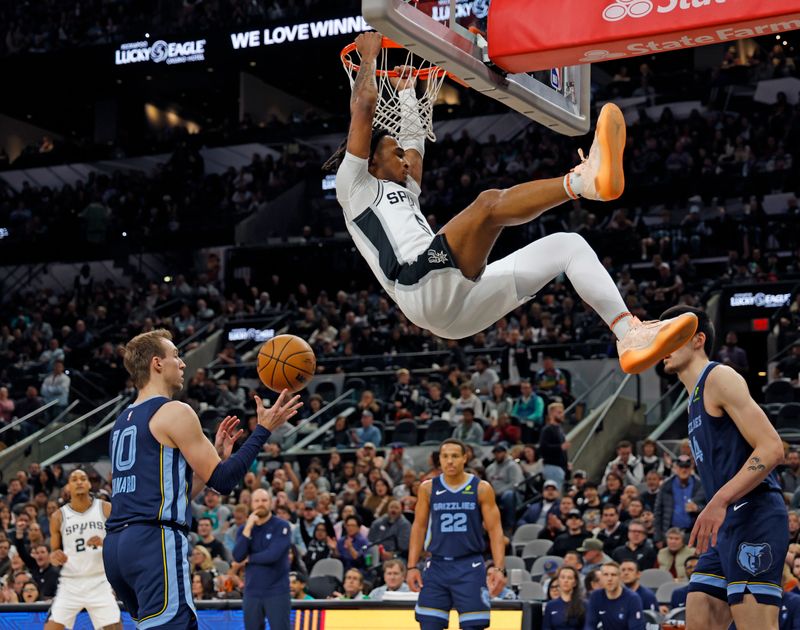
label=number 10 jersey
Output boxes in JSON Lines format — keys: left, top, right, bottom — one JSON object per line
{"left": 106, "top": 396, "right": 193, "bottom": 532}
{"left": 426, "top": 474, "right": 484, "bottom": 558}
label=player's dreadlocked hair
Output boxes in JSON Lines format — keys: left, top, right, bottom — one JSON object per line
{"left": 322, "top": 127, "right": 393, "bottom": 172}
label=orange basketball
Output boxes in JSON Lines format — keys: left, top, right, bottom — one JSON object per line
{"left": 257, "top": 334, "right": 316, "bottom": 393}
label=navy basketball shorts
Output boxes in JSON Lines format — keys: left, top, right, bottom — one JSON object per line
{"left": 689, "top": 490, "right": 788, "bottom": 607}
{"left": 104, "top": 524, "right": 198, "bottom": 628}
{"left": 415, "top": 554, "right": 491, "bottom": 630}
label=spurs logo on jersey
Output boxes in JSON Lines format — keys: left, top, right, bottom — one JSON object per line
{"left": 60, "top": 498, "right": 107, "bottom": 578}
{"left": 336, "top": 153, "right": 437, "bottom": 297}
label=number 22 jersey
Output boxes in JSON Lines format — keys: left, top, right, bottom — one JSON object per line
{"left": 426, "top": 474, "right": 484, "bottom": 558}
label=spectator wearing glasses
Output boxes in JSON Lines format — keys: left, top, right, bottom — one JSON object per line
{"left": 653, "top": 455, "right": 705, "bottom": 545}
{"left": 611, "top": 518, "right": 657, "bottom": 571}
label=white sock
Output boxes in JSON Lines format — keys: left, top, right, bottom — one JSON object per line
{"left": 563, "top": 172, "right": 584, "bottom": 199}
{"left": 611, "top": 314, "right": 633, "bottom": 339}
{"left": 512, "top": 233, "right": 630, "bottom": 339}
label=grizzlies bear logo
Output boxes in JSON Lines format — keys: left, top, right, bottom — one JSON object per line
{"left": 737, "top": 542, "right": 773, "bottom": 576}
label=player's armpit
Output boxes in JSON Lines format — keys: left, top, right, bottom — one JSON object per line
{"left": 704, "top": 366, "right": 784, "bottom": 503}
{"left": 152, "top": 401, "right": 221, "bottom": 484}
{"left": 706, "top": 367, "right": 784, "bottom": 460}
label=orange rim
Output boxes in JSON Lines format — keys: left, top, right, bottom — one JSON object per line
{"left": 340, "top": 36, "right": 448, "bottom": 80}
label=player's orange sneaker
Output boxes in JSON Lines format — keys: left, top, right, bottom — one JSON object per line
{"left": 571, "top": 103, "right": 626, "bottom": 201}
{"left": 617, "top": 313, "right": 698, "bottom": 374}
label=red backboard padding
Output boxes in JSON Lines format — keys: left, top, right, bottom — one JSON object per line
{"left": 488, "top": 0, "right": 800, "bottom": 73}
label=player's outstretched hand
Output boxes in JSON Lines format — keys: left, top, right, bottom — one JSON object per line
{"left": 688, "top": 496, "right": 726, "bottom": 554}
{"left": 355, "top": 32, "right": 383, "bottom": 61}
{"left": 215, "top": 415, "right": 244, "bottom": 460}
{"left": 87, "top": 536, "right": 103, "bottom": 548}
{"left": 50, "top": 550, "right": 68, "bottom": 566}
{"left": 407, "top": 567, "right": 423, "bottom": 592}
{"left": 255, "top": 391, "right": 303, "bottom": 432}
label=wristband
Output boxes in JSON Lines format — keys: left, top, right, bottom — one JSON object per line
{"left": 490, "top": 567, "right": 507, "bottom": 576}
{"left": 407, "top": 566, "right": 420, "bottom": 572}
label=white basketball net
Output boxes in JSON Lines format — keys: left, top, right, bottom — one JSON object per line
{"left": 341, "top": 45, "right": 447, "bottom": 142}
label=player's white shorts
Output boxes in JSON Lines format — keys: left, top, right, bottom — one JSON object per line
{"left": 49, "top": 574, "right": 121, "bottom": 629}
{"left": 395, "top": 235, "right": 529, "bottom": 340}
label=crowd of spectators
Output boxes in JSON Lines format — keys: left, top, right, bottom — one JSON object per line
{"left": 0, "top": 140, "right": 320, "bottom": 261}
{"left": 0, "top": 258, "right": 232, "bottom": 436}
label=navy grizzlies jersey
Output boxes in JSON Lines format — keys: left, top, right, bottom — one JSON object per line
{"left": 426, "top": 474, "right": 484, "bottom": 558}
{"left": 106, "top": 396, "right": 193, "bottom": 531}
{"left": 687, "top": 362, "right": 781, "bottom": 501}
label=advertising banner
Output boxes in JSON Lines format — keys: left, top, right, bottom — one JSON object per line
{"left": 488, "top": 0, "right": 800, "bottom": 72}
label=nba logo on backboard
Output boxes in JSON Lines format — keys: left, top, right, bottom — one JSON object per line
{"left": 550, "top": 68, "right": 561, "bottom": 90}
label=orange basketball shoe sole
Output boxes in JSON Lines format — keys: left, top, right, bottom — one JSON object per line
{"left": 619, "top": 313, "right": 699, "bottom": 375}
{"left": 594, "top": 103, "right": 626, "bottom": 201}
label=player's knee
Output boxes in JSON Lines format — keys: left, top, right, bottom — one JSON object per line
{"left": 474, "top": 189, "right": 503, "bottom": 224}
{"left": 551, "top": 231, "right": 591, "bottom": 257}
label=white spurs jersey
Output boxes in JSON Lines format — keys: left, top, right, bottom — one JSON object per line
{"left": 336, "top": 151, "right": 435, "bottom": 297}
{"left": 59, "top": 498, "right": 107, "bottom": 578}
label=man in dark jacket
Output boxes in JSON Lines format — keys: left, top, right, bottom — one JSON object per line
{"left": 551, "top": 510, "right": 589, "bottom": 557}
{"left": 653, "top": 455, "right": 705, "bottom": 544}
{"left": 611, "top": 519, "right": 657, "bottom": 569}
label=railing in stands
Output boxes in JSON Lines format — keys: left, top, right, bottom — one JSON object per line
{"left": 643, "top": 379, "right": 685, "bottom": 427}
{"left": 39, "top": 395, "right": 133, "bottom": 467}
{"left": 0, "top": 400, "right": 79, "bottom": 475}
{"left": 646, "top": 389, "right": 689, "bottom": 442}
{"left": 285, "top": 389, "right": 356, "bottom": 454}
{"left": 38, "top": 395, "right": 124, "bottom": 445}
{"left": 571, "top": 373, "right": 634, "bottom": 464}
{"left": 0, "top": 399, "right": 58, "bottom": 439}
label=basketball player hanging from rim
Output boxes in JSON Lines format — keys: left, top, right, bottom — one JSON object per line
{"left": 328, "top": 31, "right": 698, "bottom": 374}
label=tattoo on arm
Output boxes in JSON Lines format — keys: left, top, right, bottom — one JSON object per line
{"left": 747, "top": 456, "right": 766, "bottom": 472}
{"left": 351, "top": 59, "right": 377, "bottom": 106}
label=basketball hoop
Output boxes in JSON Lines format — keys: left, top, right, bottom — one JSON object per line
{"left": 340, "top": 36, "right": 450, "bottom": 142}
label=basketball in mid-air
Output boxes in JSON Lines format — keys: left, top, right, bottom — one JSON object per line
{"left": 257, "top": 334, "right": 316, "bottom": 393}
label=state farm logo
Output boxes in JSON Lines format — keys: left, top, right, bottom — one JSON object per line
{"left": 603, "top": 0, "right": 653, "bottom": 21}
{"left": 579, "top": 49, "right": 627, "bottom": 62}
{"left": 602, "top": 0, "right": 727, "bottom": 22}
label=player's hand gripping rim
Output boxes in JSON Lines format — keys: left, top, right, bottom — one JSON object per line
{"left": 407, "top": 566, "right": 423, "bottom": 592}
{"left": 215, "top": 415, "right": 245, "bottom": 460}
{"left": 688, "top": 496, "right": 726, "bottom": 555}
{"left": 255, "top": 390, "right": 303, "bottom": 432}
